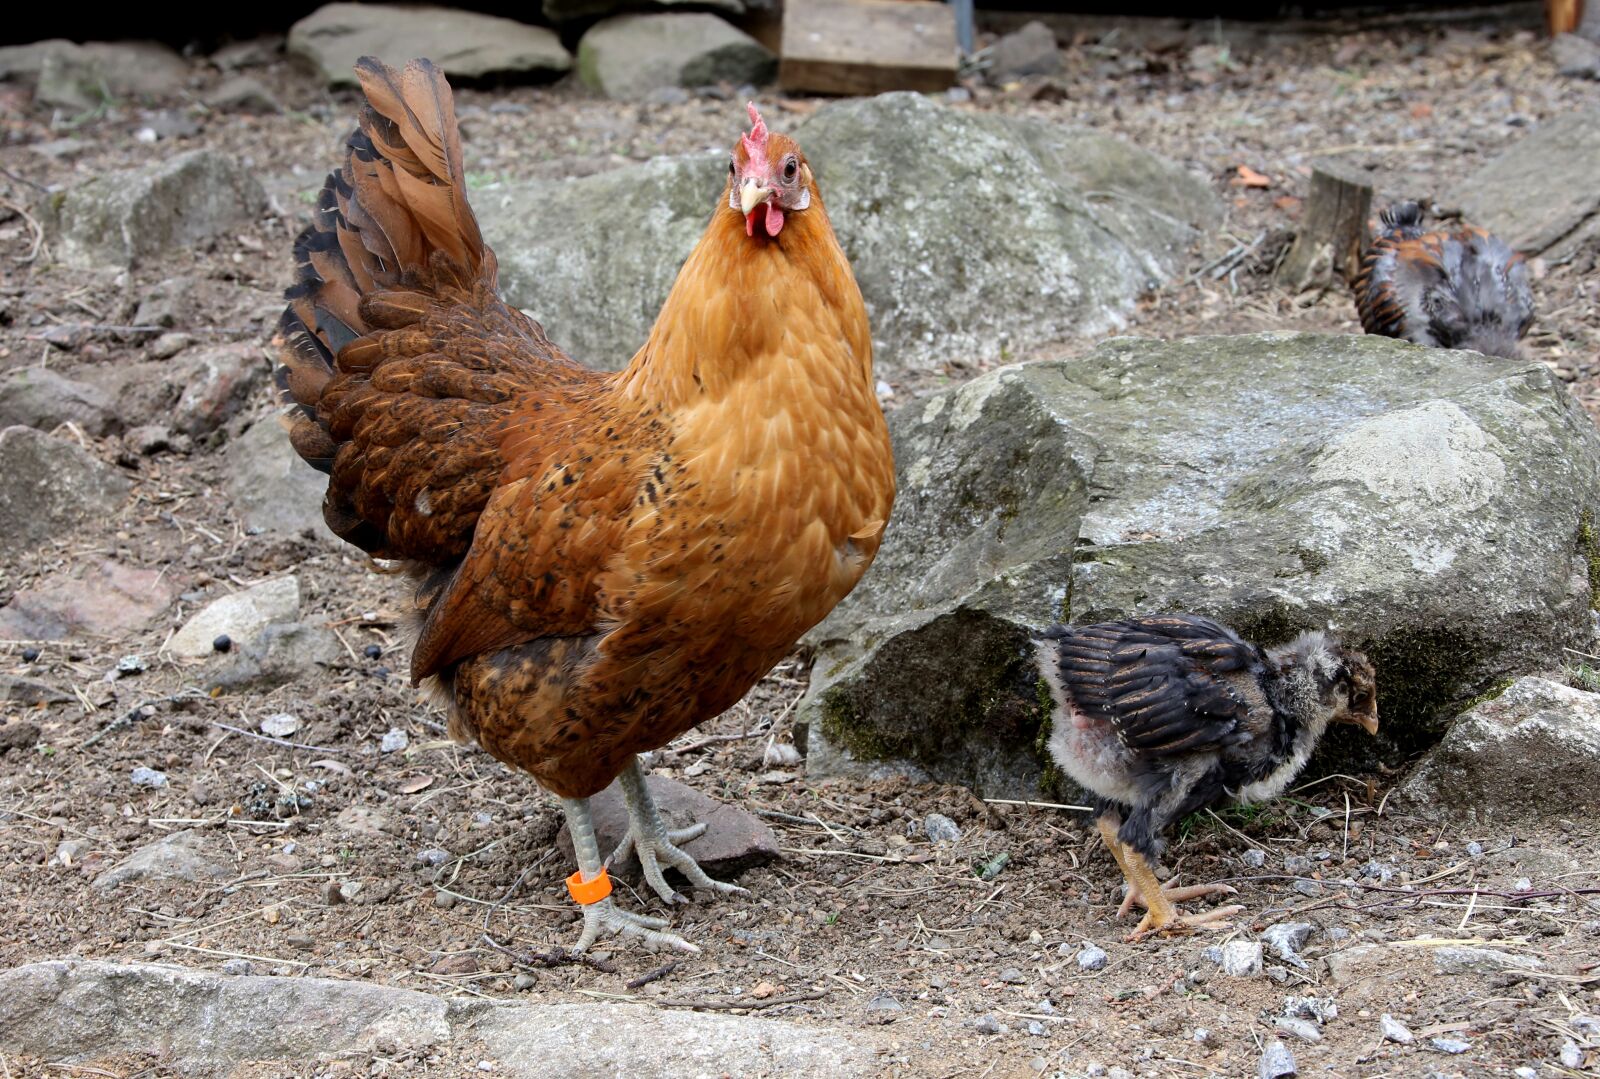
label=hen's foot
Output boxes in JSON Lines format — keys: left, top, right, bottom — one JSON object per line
{"left": 1127, "top": 896, "right": 1246, "bottom": 941}
{"left": 615, "top": 757, "right": 749, "bottom": 905}
{"left": 574, "top": 894, "right": 697, "bottom": 954}
{"left": 558, "top": 792, "right": 698, "bottom": 954}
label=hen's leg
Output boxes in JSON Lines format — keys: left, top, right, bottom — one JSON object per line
{"left": 611, "top": 756, "right": 748, "bottom": 905}
{"left": 558, "top": 795, "right": 696, "bottom": 954}
{"left": 1095, "top": 817, "right": 1239, "bottom": 939}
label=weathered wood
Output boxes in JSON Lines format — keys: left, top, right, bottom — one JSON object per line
{"left": 1275, "top": 158, "right": 1375, "bottom": 290}
{"left": 1547, "top": 0, "right": 1582, "bottom": 35}
{"left": 779, "top": 0, "right": 958, "bottom": 96}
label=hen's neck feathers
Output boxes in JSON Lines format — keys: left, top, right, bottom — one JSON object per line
{"left": 617, "top": 180, "right": 870, "bottom": 406}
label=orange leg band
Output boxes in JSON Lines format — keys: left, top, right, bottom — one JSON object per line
{"left": 566, "top": 867, "right": 613, "bottom": 905}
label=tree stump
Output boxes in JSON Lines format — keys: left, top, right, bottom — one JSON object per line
{"left": 1275, "top": 159, "right": 1374, "bottom": 290}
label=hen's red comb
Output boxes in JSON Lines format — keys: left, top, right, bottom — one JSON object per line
{"left": 741, "top": 103, "right": 769, "bottom": 165}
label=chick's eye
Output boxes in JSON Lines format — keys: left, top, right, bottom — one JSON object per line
{"left": 783, "top": 157, "right": 798, "bottom": 181}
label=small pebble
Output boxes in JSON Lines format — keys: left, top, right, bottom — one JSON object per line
{"left": 130, "top": 767, "right": 168, "bottom": 789}
{"left": 434, "top": 890, "right": 457, "bottom": 909}
{"left": 997, "top": 966, "right": 1027, "bottom": 984}
{"left": 1192, "top": 1028, "right": 1216, "bottom": 1047}
{"left": 1241, "top": 848, "right": 1266, "bottom": 868}
{"left": 924, "top": 813, "right": 961, "bottom": 844}
{"left": 1263, "top": 923, "right": 1314, "bottom": 968}
{"left": 762, "top": 741, "right": 802, "bottom": 768}
{"left": 1274, "top": 1016, "right": 1322, "bottom": 1044}
{"left": 339, "top": 881, "right": 363, "bottom": 902}
{"left": 374, "top": 665, "right": 391, "bottom": 680}
{"left": 115, "top": 654, "right": 148, "bottom": 676}
{"left": 1465, "top": 841, "right": 1484, "bottom": 857}
{"left": 380, "top": 728, "right": 409, "bottom": 753}
{"left": 21, "top": 647, "right": 40, "bottom": 663}
{"left": 212, "top": 634, "right": 232, "bottom": 653}
{"left": 1283, "top": 854, "right": 1314, "bottom": 874}
{"left": 259, "top": 713, "right": 301, "bottom": 738}
{"left": 416, "top": 848, "right": 452, "bottom": 867}
{"left": 513, "top": 973, "right": 536, "bottom": 991}
{"left": 1292, "top": 879, "right": 1322, "bottom": 897}
{"left": 1217, "top": 940, "right": 1263, "bottom": 977}
{"left": 973, "top": 1015, "right": 1002, "bottom": 1035}
{"left": 1325, "top": 927, "right": 1351, "bottom": 943}
{"left": 1380, "top": 1015, "right": 1414, "bottom": 1044}
{"left": 1360, "top": 860, "right": 1395, "bottom": 883}
{"left": 1284, "top": 997, "right": 1337, "bottom": 1024}
{"left": 1515, "top": 877, "right": 1533, "bottom": 892}
{"left": 1513, "top": 1069, "right": 1538, "bottom": 1079}
{"left": 1025, "top": 1020, "right": 1047, "bottom": 1037}
{"left": 1430, "top": 1037, "right": 1470, "bottom": 1055}
{"left": 364, "top": 643, "right": 382, "bottom": 659}
{"left": 323, "top": 881, "right": 345, "bottom": 905}
{"left": 1560, "top": 1041, "right": 1583, "bottom": 1067}
{"left": 866, "top": 993, "right": 902, "bottom": 1013}
{"left": 1259, "top": 1038, "right": 1297, "bottom": 1078}
{"left": 220, "top": 958, "right": 253, "bottom": 976}
{"left": 1078, "top": 942, "right": 1108, "bottom": 971}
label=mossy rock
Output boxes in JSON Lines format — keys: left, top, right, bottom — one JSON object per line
{"left": 799, "top": 332, "right": 1600, "bottom": 797}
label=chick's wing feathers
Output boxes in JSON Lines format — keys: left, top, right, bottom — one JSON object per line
{"left": 1051, "top": 615, "right": 1264, "bottom": 758}
{"left": 276, "top": 56, "right": 598, "bottom": 569}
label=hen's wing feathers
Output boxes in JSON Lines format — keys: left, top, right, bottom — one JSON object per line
{"left": 276, "top": 57, "right": 607, "bottom": 678}
{"left": 1053, "top": 615, "right": 1263, "bottom": 758}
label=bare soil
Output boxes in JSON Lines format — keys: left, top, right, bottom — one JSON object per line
{"left": 2, "top": 11, "right": 1599, "bottom": 1078}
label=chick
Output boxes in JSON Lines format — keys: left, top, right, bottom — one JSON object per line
{"left": 1034, "top": 614, "right": 1378, "bottom": 937}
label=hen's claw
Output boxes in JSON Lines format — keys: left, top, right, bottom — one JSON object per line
{"left": 574, "top": 896, "right": 697, "bottom": 954}
{"left": 1118, "top": 881, "right": 1239, "bottom": 920}
{"left": 616, "top": 757, "right": 749, "bottom": 905}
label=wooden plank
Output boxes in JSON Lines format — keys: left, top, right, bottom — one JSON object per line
{"left": 780, "top": 0, "right": 958, "bottom": 96}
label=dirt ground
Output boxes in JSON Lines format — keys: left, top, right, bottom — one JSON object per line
{"left": 3, "top": 9, "right": 1600, "bottom": 1078}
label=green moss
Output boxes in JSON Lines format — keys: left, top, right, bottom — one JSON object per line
{"left": 1579, "top": 510, "right": 1600, "bottom": 613}
{"left": 1457, "top": 677, "right": 1515, "bottom": 712}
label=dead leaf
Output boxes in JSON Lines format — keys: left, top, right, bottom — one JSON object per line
{"left": 311, "top": 759, "right": 353, "bottom": 777}
{"left": 397, "top": 775, "right": 435, "bottom": 794}
{"left": 1232, "top": 165, "right": 1272, "bottom": 189}
{"left": 1274, "top": 195, "right": 1304, "bottom": 215}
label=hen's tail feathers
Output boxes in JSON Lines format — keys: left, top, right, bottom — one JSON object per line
{"left": 276, "top": 56, "right": 492, "bottom": 469}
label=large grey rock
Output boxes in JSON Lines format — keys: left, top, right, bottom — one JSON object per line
{"left": 1391, "top": 678, "right": 1600, "bottom": 823}
{"left": 0, "top": 961, "right": 881, "bottom": 1077}
{"left": 224, "top": 418, "right": 337, "bottom": 544}
{"left": 43, "top": 149, "right": 267, "bottom": 269}
{"left": 0, "top": 427, "right": 131, "bottom": 560}
{"left": 94, "top": 344, "right": 272, "bottom": 439}
{"left": 1553, "top": 33, "right": 1600, "bottom": 79}
{"left": 288, "top": 4, "right": 571, "bottom": 88}
{"left": 983, "top": 20, "right": 1063, "bottom": 83}
{"left": 482, "top": 94, "right": 1217, "bottom": 375}
{"left": 1, "top": 40, "right": 190, "bottom": 110}
{"left": 1446, "top": 110, "right": 1600, "bottom": 261}
{"left": 168, "top": 577, "right": 301, "bottom": 658}
{"left": 798, "top": 334, "right": 1600, "bottom": 797}
{"left": 0, "top": 367, "right": 118, "bottom": 436}
{"left": 577, "top": 14, "right": 775, "bottom": 100}
{"left": 93, "top": 831, "right": 231, "bottom": 891}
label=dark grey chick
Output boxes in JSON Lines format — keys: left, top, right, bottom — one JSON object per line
{"left": 1353, "top": 201, "right": 1533, "bottom": 360}
{"left": 1034, "top": 614, "right": 1379, "bottom": 938}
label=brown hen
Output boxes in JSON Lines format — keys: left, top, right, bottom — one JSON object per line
{"left": 276, "top": 58, "right": 895, "bottom": 952}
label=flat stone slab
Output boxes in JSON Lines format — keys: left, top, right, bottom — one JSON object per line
{"left": 0, "top": 961, "right": 882, "bottom": 1077}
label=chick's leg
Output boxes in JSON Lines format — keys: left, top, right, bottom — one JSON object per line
{"left": 611, "top": 756, "right": 748, "bottom": 904}
{"left": 1096, "top": 817, "right": 1240, "bottom": 939}
{"left": 558, "top": 795, "right": 696, "bottom": 954}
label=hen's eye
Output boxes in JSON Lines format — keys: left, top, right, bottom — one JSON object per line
{"left": 783, "top": 157, "right": 798, "bottom": 181}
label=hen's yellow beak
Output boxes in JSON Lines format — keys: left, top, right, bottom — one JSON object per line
{"left": 740, "top": 179, "right": 771, "bottom": 216}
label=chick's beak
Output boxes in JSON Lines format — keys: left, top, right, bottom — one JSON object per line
{"left": 739, "top": 178, "right": 771, "bottom": 217}
{"left": 1350, "top": 709, "right": 1379, "bottom": 737}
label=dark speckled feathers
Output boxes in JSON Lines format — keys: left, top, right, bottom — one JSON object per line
{"left": 1041, "top": 615, "right": 1264, "bottom": 757}
{"left": 1352, "top": 201, "right": 1534, "bottom": 359}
